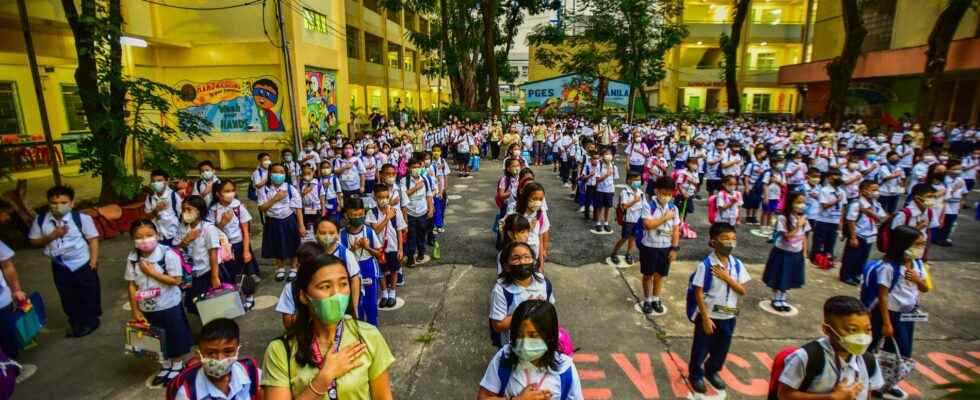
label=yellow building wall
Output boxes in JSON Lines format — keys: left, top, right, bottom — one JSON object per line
{"left": 890, "top": 0, "right": 978, "bottom": 49}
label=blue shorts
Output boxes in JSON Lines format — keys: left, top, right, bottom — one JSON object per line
{"left": 763, "top": 199, "right": 780, "bottom": 213}
{"left": 621, "top": 222, "right": 636, "bottom": 239}
{"left": 595, "top": 191, "right": 614, "bottom": 208}
{"left": 381, "top": 251, "right": 400, "bottom": 273}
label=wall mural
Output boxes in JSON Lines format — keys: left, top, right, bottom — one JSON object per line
{"left": 305, "top": 68, "right": 338, "bottom": 135}
{"left": 175, "top": 76, "right": 285, "bottom": 132}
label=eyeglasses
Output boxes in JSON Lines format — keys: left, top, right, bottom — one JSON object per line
{"left": 508, "top": 254, "right": 535, "bottom": 264}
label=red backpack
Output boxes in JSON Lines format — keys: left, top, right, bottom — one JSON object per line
{"left": 767, "top": 341, "right": 876, "bottom": 400}
{"left": 165, "top": 357, "right": 261, "bottom": 400}
{"left": 877, "top": 207, "right": 930, "bottom": 252}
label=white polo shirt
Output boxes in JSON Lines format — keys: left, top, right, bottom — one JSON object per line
{"left": 691, "top": 252, "right": 750, "bottom": 320}
{"left": 334, "top": 157, "right": 364, "bottom": 191}
{"left": 207, "top": 200, "right": 252, "bottom": 245}
{"left": 178, "top": 221, "right": 221, "bottom": 276}
{"left": 627, "top": 142, "right": 648, "bottom": 166}
{"left": 638, "top": 201, "right": 680, "bottom": 249}
{"left": 488, "top": 276, "right": 556, "bottom": 346}
{"left": 258, "top": 183, "right": 301, "bottom": 220}
{"left": 774, "top": 215, "right": 811, "bottom": 253}
{"left": 874, "top": 259, "right": 928, "bottom": 313}
{"left": 595, "top": 163, "right": 618, "bottom": 194}
{"left": 479, "top": 345, "right": 584, "bottom": 400}
{"left": 124, "top": 245, "right": 184, "bottom": 312}
{"left": 297, "top": 178, "right": 324, "bottom": 216}
{"left": 0, "top": 241, "right": 14, "bottom": 309}
{"left": 366, "top": 206, "right": 407, "bottom": 253}
{"left": 175, "top": 358, "right": 259, "bottom": 400}
{"left": 399, "top": 176, "right": 432, "bottom": 217}
{"left": 845, "top": 198, "right": 886, "bottom": 240}
{"left": 778, "top": 337, "right": 883, "bottom": 399}
{"left": 144, "top": 188, "right": 182, "bottom": 240}
{"left": 816, "top": 185, "right": 847, "bottom": 224}
{"left": 716, "top": 191, "right": 742, "bottom": 226}
{"left": 619, "top": 188, "right": 646, "bottom": 223}
{"left": 191, "top": 177, "right": 221, "bottom": 205}
{"left": 29, "top": 211, "right": 99, "bottom": 271}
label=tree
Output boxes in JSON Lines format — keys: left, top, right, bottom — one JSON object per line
{"left": 61, "top": 0, "right": 210, "bottom": 203}
{"left": 720, "top": 0, "right": 750, "bottom": 115}
{"left": 482, "top": 0, "right": 501, "bottom": 114}
{"left": 529, "top": 0, "right": 687, "bottom": 120}
{"left": 824, "top": 0, "right": 867, "bottom": 129}
{"left": 915, "top": 0, "right": 972, "bottom": 133}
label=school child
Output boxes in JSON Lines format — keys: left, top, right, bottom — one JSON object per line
{"left": 879, "top": 151, "right": 906, "bottom": 214}
{"left": 511, "top": 182, "right": 550, "bottom": 270}
{"left": 842, "top": 155, "right": 865, "bottom": 201}
{"left": 275, "top": 242, "right": 326, "bottom": 330}
{"left": 258, "top": 163, "right": 304, "bottom": 282}
{"left": 773, "top": 296, "right": 882, "bottom": 399}
{"left": 705, "top": 139, "right": 727, "bottom": 195}
{"left": 762, "top": 192, "right": 810, "bottom": 312}
{"left": 334, "top": 143, "right": 365, "bottom": 201}
{"left": 176, "top": 195, "right": 222, "bottom": 314}
{"left": 810, "top": 170, "right": 847, "bottom": 266}
{"left": 861, "top": 226, "right": 930, "bottom": 400}
{"left": 488, "top": 242, "right": 556, "bottom": 348}
{"left": 208, "top": 180, "right": 258, "bottom": 310}
{"left": 841, "top": 181, "right": 886, "bottom": 286}
{"left": 299, "top": 138, "right": 321, "bottom": 171}
{"left": 145, "top": 169, "right": 182, "bottom": 247}
{"left": 169, "top": 318, "right": 261, "bottom": 400}
{"left": 340, "top": 198, "right": 383, "bottom": 326}
{"left": 127, "top": 220, "right": 193, "bottom": 386}
{"left": 610, "top": 172, "right": 645, "bottom": 266}
{"left": 762, "top": 155, "right": 787, "bottom": 230}
{"left": 280, "top": 148, "right": 301, "bottom": 185}
{"left": 400, "top": 156, "right": 434, "bottom": 267}
{"left": 361, "top": 142, "right": 380, "bottom": 197}
{"left": 28, "top": 185, "right": 102, "bottom": 338}
{"left": 431, "top": 146, "right": 451, "bottom": 234}
{"left": 455, "top": 130, "right": 474, "bottom": 177}
{"left": 421, "top": 152, "right": 441, "bottom": 247}
{"left": 497, "top": 214, "right": 531, "bottom": 275}
{"left": 687, "top": 222, "right": 750, "bottom": 394}
{"left": 627, "top": 134, "right": 649, "bottom": 175}
{"left": 742, "top": 148, "right": 770, "bottom": 225}
{"left": 674, "top": 158, "right": 699, "bottom": 223}
{"left": 319, "top": 160, "right": 343, "bottom": 226}
{"left": 367, "top": 184, "right": 406, "bottom": 309}
{"left": 469, "top": 144, "right": 482, "bottom": 172}
{"left": 714, "top": 175, "right": 743, "bottom": 226}
{"left": 249, "top": 152, "right": 272, "bottom": 208}
{"left": 591, "top": 148, "right": 619, "bottom": 233}
{"left": 0, "top": 240, "right": 29, "bottom": 359}
{"left": 890, "top": 183, "right": 939, "bottom": 250}
{"left": 191, "top": 161, "right": 220, "bottom": 206}
{"left": 297, "top": 164, "right": 324, "bottom": 239}
{"left": 934, "top": 160, "right": 966, "bottom": 246}
{"left": 580, "top": 152, "right": 600, "bottom": 219}
{"left": 636, "top": 176, "right": 680, "bottom": 315}
{"left": 478, "top": 300, "right": 582, "bottom": 400}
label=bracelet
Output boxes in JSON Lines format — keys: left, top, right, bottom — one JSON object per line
{"left": 308, "top": 380, "right": 326, "bottom": 397}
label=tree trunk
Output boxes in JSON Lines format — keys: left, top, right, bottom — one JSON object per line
{"left": 723, "top": 0, "right": 750, "bottom": 116}
{"left": 639, "top": 88, "right": 652, "bottom": 120}
{"left": 915, "top": 0, "right": 971, "bottom": 138}
{"left": 824, "top": 0, "right": 866, "bottom": 130}
{"left": 595, "top": 76, "right": 609, "bottom": 111}
{"left": 481, "top": 0, "right": 500, "bottom": 115}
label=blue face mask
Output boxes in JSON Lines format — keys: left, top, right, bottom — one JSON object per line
{"left": 867, "top": 155, "right": 878, "bottom": 162}
{"left": 270, "top": 173, "right": 286, "bottom": 185}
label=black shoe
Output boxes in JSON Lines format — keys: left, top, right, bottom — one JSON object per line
{"left": 691, "top": 379, "right": 707, "bottom": 394}
{"left": 641, "top": 301, "right": 654, "bottom": 314}
{"left": 706, "top": 372, "right": 727, "bottom": 390}
{"left": 151, "top": 370, "right": 170, "bottom": 387}
{"left": 651, "top": 300, "right": 665, "bottom": 314}
{"left": 780, "top": 302, "right": 792, "bottom": 313}
{"left": 842, "top": 278, "right": 860, "bottom": 286}
{"left": 770, "top": 300, "right": 781, "bottom": 311}
{"left": 609, "top": 255, "right": 621, "bottom": 264}
{"left": 604, "top": 225, "right": 613, "bottom": 233}
{"left": 934, "top": 240, "right": 953, "bottom": 247}
{"left": 71, "top": 321, "right": 99, "bottom": 338}
{"left": 378, "top": 298, "right": 389, "bottom": 309}
{"left": 406, "top": 256, "right": 416, "bottom": 268}
{"left": 625, "top": 254, "right": 635, "bottom": 265}
{"left": 417, "top": 254, "right": 426, "bottom": 263}
{"left": 397, "top": 272, "right": 405, "bottom": 286}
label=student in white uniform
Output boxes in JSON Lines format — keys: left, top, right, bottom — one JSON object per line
{"left": 334, "top": 143, "right": 366, "bottom": 201}
{"left": 891, "top": 183, "right": 940, "bottom": 255}
{"left": 508, "top": 182, "right": 550, "bottom": 270}
{"left": 776, "top": 296, "right": 883, "bottom": 400}
{"left": 762, "top": 192, "right": 810, "bottom": 312}
{"left": 176, "top": 195, "right": 222, "bottom": 314}
{"left": 687, "top": 222, "right": 750, "bottom": 394}
{"left": 298, "top": 138, "right": 321, "bottom": 171}
{"left": 145, "top": 169, "right": 182, "bottom": 246}
{"left": 28, "top": 185, "right": 102, "bottom": 338}
{"left": 340, "top": 197, "right": 383, "bottom": 326}
{"left": 637, "top": 176, "right": 681, "bottom": 315}
{"left": 0, "top": 240, "right": 29, "bottom": 358}
{"left": 609, "top": 172, "right": 645, "bottom": 266}
{"left": 840, "top": 181, "right": 886, "bottom": 285}
{"left": 258, "top": 163, "right": 304, "bottom": 282}
{"left": 208, "top": 179, "right": 258, "bottom": 310}
{"left": 171, "top": 318, "right": 261, "bottom": 400}
{"left": 367, "top": 184, "right": 406, "bottom": 309}
{"left": 126, "top": 219, "right": 193, "bottom": 386}
{"left": 400, "top": 156, "right": 434, "bottom": 267}
{"left": 319, "top": 159, "right": 343, "bottom": 226}
{"left": 810, "top": 170, "right": 847, "bottom": 266}
{"left": 934, "top": 160, "right": 967, "bottom": 246}
{"left": 297, "top": 164, "right": 324, "bottom": 236}
{"left": 878, "top": 152, "right": 906, "bottom": 214}
{"left": 191, "top": 160, "right": 221, "bottom": 206}
{"left": 488, "top": 242, "right": 556, "bottom": 348}
{"left": 280, "top": 149, "right": 302, "bottom": 186}
{"left": 592, "top": 149, "right": 619, "bottom": 232}
{"left": 714, "top": 175, "right": 743, "bottom": 226}
{"left": 479, "top": 300, "right": 583, "bottom": 400}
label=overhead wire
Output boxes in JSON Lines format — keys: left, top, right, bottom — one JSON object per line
{"left": 139, "top": 0, "right": 263, "bottom": 11}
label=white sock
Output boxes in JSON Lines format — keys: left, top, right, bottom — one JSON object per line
{"left": 390, "top": 290, "right": 396, "bottom": 299}
{"left": 651, "top": 296, "right": 660, "bottom": 302}
{"left": 171, "top": 360, "right": 183, "bottom": 370}
{"left": 160, "top": 359, "right": 172, "bottom": 369}
{"left": 645, "top": 296, "right": 655, "bottom": 303}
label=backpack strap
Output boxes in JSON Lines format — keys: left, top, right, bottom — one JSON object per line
{"left": 35, "top": 208, "right": 49, "bottom": 231}
{"left": 502, "top": 287, "right": 515, "bottom": 310}
{"left": 799, "top": 340, "right": 826, "bottom": 392}
{"left": 238, "top": 357, "right": 261, "bottom": 398}
{"left": 861, "top": 351, "right": 878, "bottom": 380}
{"left": 170, "top": 190, "right": 180, "bottom": 215}
{"left": 496, "top": 357, "right": 515, "bottom": 396}
{"left": 544, "top": 278, "right": 553, "bottom": 300}
{"left": 559, "top": 366, "right": 574, "bottom": 400}
{"left": 70, "top": 211, "right": 83, "bottom": 231}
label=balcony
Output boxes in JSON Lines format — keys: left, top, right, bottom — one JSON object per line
{"left": 742, "top": 67, "right": 779, "bottom": 85}
{"left": 749, "top": 23, "right": 803, "bottom": 42}
{"left": 678, "top": 66, "right": 724, "bottom": 84}
{"left": 684, "top": 21, "right": 731, "bottom": 40}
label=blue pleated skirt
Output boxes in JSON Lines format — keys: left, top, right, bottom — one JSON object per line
{"left": 762, "top": 247, "right": 805, "bottom": 290}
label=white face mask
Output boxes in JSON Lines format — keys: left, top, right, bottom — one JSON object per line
{"left": 905, "top": 246, "right": 925, "bottom": 261}
{"left": 182, "top": 210, "right": 199, "bottom": 224}
{"left": 199, "top": 349, "right": 239, "bottom": 378}
{"left": 528, "top": 200, "right": 542, "bottom": 211}
{"left": 825, "top": 325, "right": 872, "bottom": 356}
{"left": 221, "top": 192, "right": 235, "bottom": 203}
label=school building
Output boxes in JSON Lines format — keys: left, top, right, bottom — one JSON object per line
{"left": 526, "top": 0, "right": 810, "bottom": 114}
{"left": 0, "top": 0, "right": 450, "bottom": 171}
{"left": 778, "top": 0, "right": 980, "bottom": 124}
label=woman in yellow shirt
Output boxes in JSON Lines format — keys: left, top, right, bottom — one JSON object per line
{"left": 262, "top": 253, "right": 395, "bottom": 399}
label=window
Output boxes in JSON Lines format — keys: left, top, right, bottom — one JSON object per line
{"left": 365, "top": 33, "right": 383, "bottom": 64}
{"left": 404, "top": 50, "right": 415, "bottom": 72}
{"left": 752, "top": 94, "right": 771, "bottom": 112}
{"left": 419, "top": 19, "right": 429, "bottom": 36}
{"left": 0, "top": 82, "right": 22, "bottom": 134}
{"left": 387, "top": 9, "right": 400, "bottom": 24}
{"left": 754, "top": 52, "right": 776, "bottom": 70}
{"left": 404, "top": 8, "right": 416, "bottom": 32}
{"left": 387, "top": 43, "right": 402, "bottom": 69}
{"left": 61, "top": 85, "right": 88, "bottom": 131}
{"left": 346, "top": 26, "right": 360, "bottom": 59}
{"left": 364, "top": 0, "right": 379, "bottom": 13}
{"left": 303, "top": 8, "right": 329, "bottom": 34}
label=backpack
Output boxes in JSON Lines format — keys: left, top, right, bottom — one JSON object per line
{"left": 35, "top": 209, "right": 83, "bottom": 233}
{"left": 489, "top": 278, "right": 554, "bottom": 347}
{"left": 633, "top": 200, "right": 675, "bottom": 247}
{"left": 495, "top": 353, "right": 574, "bottom": 400}
{"left": 215, "top": 227, "right": 235, "bottom": 263}
{"left": 168, "top": 245, "right": 195, "bottom": 289}
{"left": 751, "top": 169, "right": 772, "bottom": 194}
{"left": 165, "top": 357, "right": 261, "bottom": 400}
{"left": 876, "top": 207, "right": 930, "bottom": 252}
{"left": 147, "top": 190, "right": 181, "bottom": 216}
{"left": 707, "top": 194, "right": 718, "bottom": 224}
{"left": 766, "top": 341, "right": 877, "bottom": 400}
{"left": 859, "top": 260, "right": 905, "bottom": 310}
{"left": 685, "top": 256, "right": 742, "bottom": 322}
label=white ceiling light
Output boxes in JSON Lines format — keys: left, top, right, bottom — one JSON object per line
{"left": 120, "top": 36, "right": 148, "bottom": 47}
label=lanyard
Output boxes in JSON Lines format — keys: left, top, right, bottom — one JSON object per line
{"left": 311, "top": 321, "right": 345, "bottom": 400}
{"left": 523, "top": 368, "right": 549, "bottom": 391}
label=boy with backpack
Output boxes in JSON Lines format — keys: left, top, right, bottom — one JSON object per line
{"left": 609, "top": 172, "right": 645, "bottom": 266}
{"left": 840, "top": 181, "right": 886, "bottom": 286}
{"left": 770, "top": 296, "right": 882, "bottom": 400}
{"left": 340, "top": 197, "right": 384, "bottom": 325}
{"left": 687, "top": 222, "right": 749, "bottom": 394}
{"left": 636, "top": 176, "right": 681, "bottom": 315}
{"left": 145, "top": 169, "right": 182, "bottom": 247}
{"left": 168, "top": 318, "right": 261, "bottom": 400}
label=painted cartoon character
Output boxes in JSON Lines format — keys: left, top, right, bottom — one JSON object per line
{"left": 252, "top": 78, "right": 284, "bottom": 132}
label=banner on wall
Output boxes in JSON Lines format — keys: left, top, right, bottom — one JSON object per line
{"left": 175, "top": 76, "right": 285, "bottom": 133}
{"left": 520, "top": 74, "right": 631, "bottom": 113}
{"left": 305, "top": 68, "right": 338, "bottom": 135}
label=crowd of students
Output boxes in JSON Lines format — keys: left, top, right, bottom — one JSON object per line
{"left": 0, "top": 115, "right": 973, "bottom": 399}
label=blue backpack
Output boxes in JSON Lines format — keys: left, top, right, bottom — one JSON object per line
{"left": 633, "top": 200, "right": 676, "bottom": 247}
{"left": 859, "top": 260, "right": 905, "bottom": 309}
{"left": 495, "top": 352, "right": 573, "bottom": 400}
{"left": 685, "top": 256, "right": 743, "bottom": 322}
{"left": 751, "top": 168, "right": 772, "bottom": 194}
{"left": 489, "top": 278, "right": 553, "bottom": 347}
{"left": 247, "top": 168, "right": 263, "bottom": 201}
{"left": 35, "top": 209, "right": 83, "bottom": 233}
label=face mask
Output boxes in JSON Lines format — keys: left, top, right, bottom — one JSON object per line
{"left": 317, "top": 234, "right": 337, "bottom": 246}
{"left": 774, "top": 162, "right": 785, "bottom": 170}
{"left": 867, "top": 155, "right": 878, "bottom": 162}
{"left": 182, "top": 210, "right": 199, "bottom": 224}
{"left": 199, "top": 351, "right": 239, "bottom": 378}
{"left": 433, "top": 152, "right": 442, "bottom": 158}
{"left": 50, "top": 203, "right": 72, "bottom": 216}
{"left": 528, "top": 200, "right": 542, "bottom": 211}
{"left": 807, "top": 177, "right": 820, "bottom": 185}
{"left": 261, "top": 160, "right": 272, "bottom": 168}
{"left": 826, "top": 325, "right": 872, "bottom": 356}
{"left": 867, "top": 191, "right": 880, "bottom": 200}
{"left": 793, "top": 203, "right": 805, "bottom": 214}
{"left": 366, "top": 149, "right": 376, "bottom": 155}
{"left": 905, "top": 246, "right": 925, "bottom": 260}
{"left": 657, "top": 195, "right": 672, "bottom": 205}
{"left": 377, "top": 199, "right": 390, "bottom": 208}
{"left": 716, "top": 240, "right": 737, "bottom": 255}
{"left": 311, "top": 293, "right": 350, "bottom": 324}
{"left": 603, "top": 154, "right": 613, "bottom": 162}
{"left": 385, "top": 177, "right": 396, "bottom": 185}
{"left": 509, "top": 167, "right": 521, "bottom": 176}
{"left": 514, "top": 338, "right": 548, "bottom": 362}
{"left": 270, "top": 173, "right": 286, "bottom": 185}
{"left": 512, "top": 150, "right": 521, "bottom": 157}
{"left": 321, "top": 168, "right": 332, "bottom": 175}
{"left": 511, "top": 262, "right": 536, "bottom": 280}
{"left": 630, "top": 181, "right": 642, "bottom": 189}
{"left": 134, "top": 237, "right": 158, "bottom": 253}
{"left": 151, "top": 181, "right": 167, "bottom": 193}
{"left": 304, "top": 174, "right": 314, "bottom": 182}
{"left": 283, "top": 155, "right": 293, "bottom": 162}
{"left": 201, "top": 170, "right": 214, "bottom": 180}
{"left": 848, "top": 162, "right": 859, "bottom": 170}
{"left": 889, "top": 159, "right": 899, "bottom": 165}
{"left": 348, "top": 216, "right": 365, "bottom": 227}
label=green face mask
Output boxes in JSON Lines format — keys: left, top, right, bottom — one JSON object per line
{"left": 310, "top": 293, "right": 350, "bottom": 324}
{"left": 513, "top": 338, "right": 548, "bottom": 362}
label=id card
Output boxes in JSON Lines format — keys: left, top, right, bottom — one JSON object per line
{"left": 900, "top": 310, "right": 928, "bottom": 322}
{"left": 136, "top": 287, "right": 161, "bottom": 302}
{"left": 713, "top": 304, "right": 739, "bottom": 316}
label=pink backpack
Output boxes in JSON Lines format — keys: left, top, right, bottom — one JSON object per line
{"left": 558, "top": 326, "right": 575, "bottom": 356}
{"left": 397, "top": 158, "right": 408, "bottom": 177}
{"left": 707, "top": 194, "right": 718, "bottom": 223}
